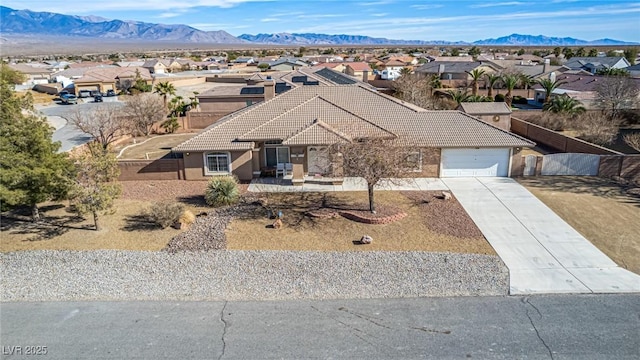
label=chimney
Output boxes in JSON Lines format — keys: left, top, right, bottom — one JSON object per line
{"left": 543, "top": 58, "right": 550, "bottom": 73}
{"left": 438, "top": 64, "right": 445, "bottom": 74}
{"left": 362, "top": 69, "right": 369, "bottom": 83}
{"left": 264, "top": 80, "right": 275, "bottom": 101}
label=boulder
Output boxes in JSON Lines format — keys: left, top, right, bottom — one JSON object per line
{"left": 360, "top": 235, "right": 373, "bottom": 244}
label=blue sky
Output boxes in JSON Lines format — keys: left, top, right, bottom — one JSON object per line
{"left": 4, "top": 0, "right": 640, "bottom": 41}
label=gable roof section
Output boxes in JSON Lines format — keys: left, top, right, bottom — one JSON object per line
{"left": 345, "top": 62, "right": 371, "bottom": 71}
{"left": 173, "top": 86, "right": 534, "bottom": 152}
{"left": 563, "top": 57, "right": 629, "bottom": 70}
{"left": 459, "top": 102, "right": 512, "bottom": 115}
{"left": 313, "top": 67, "right": 356, "bottom": 84}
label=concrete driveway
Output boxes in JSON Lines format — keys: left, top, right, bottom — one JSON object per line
{"left": 443, "top": 177, "right": 640, "bottom": 295}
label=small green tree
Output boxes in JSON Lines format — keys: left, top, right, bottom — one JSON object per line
{"left": 536, "top": 78, "right": 567, "bottom": 104}
{"left": 131, "top": 69, "right": 152, "bottom": 93}
{"left": 161, "top": 116, "right": 180, "bottom": 134}
{"left": 257, "top": 63, "right": 270, "bottom": 72}
{"left": 70, "top": 143, "right": 121, "bottom": 231}
{"left": 0, "top": 64, "right": 27, "bottom": 85}
{"left": 466, "top": 68, "right": 486, "bottom": 96}
{"left": 543, "top": 96, "right": 586, "bottom": 116}
{"left": 588, "top": 48, "right": 598, "bottom": 57}
{"left": 0, "top": 80, "right": 75, "bottom": 220}
{"left": 623, "top": 48, "right": 638, "bottom": 65}
{"left": 154, "top": 81, "right": 177, "bottom": 107}
{"left": 501, "top": 74, "right": 520, "bottom": 107}
{"left": 485, "top": 73, "right": 501, "bottom": 99}
{"left": 596, "top": 68, "right": 629, "bottom": 76}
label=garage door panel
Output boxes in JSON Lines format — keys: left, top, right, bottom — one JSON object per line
{"left": 441, "top": 148, "right": 510, "bottom": 177}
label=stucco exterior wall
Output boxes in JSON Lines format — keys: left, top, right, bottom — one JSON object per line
{"left": 183, "top": 150, "right": 254, "bottom": 181}
{"left": 475, "top": 114, "right": 511, "bottom": 132}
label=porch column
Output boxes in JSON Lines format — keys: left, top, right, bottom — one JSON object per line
{"left": 252, "top": 148, "right": 261, "bottom": 177}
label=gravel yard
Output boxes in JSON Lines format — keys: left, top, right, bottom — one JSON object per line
{"left": 0, "top": 250, "right": 508, "bottom": 302}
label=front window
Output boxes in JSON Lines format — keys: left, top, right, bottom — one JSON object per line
{"left": 403, "top": 150, "right": 422, "bottom": 172}
{"left": 205, "top": 152, "right": 230, "bottom": 174}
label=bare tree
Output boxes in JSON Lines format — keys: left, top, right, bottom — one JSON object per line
{"left": 623, "top": 133, "right": 640, "bottom": 152}
{"left": 595, "top": 77, "right": 640, "bottom": 119}
{"left": 393, "top": 74, "right": 455, "bottom": 110}
{"left": 70, "top": 105, "right": 129, "bottom": 150}
{"left": 327, "top": 138, "right": 424, "bottom": 213}
{"left": 124, "top": 93, "right": 167, "bottom": 136}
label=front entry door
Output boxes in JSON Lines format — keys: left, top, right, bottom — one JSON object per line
{"left": 307, "top": 146, "right": 330, "bottom": 175}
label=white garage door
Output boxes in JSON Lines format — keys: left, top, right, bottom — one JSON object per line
{"left": 441, "top": 148, "right": 510, "bottom": 177}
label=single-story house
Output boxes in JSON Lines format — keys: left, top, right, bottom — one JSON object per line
{"left": 7, "top": 63, "right": 53, "bottom": 85}
{"left": 415, "top": 61, "right": 499, "bottom": 86}
{"left": 562, "top": 57, "right": 631, "bottom": 74}
{"left": 173, "top": 85, "right": 534, "bottom": 181}
{"left": 344, "top": 62, "right": 372, "bottom": 80}
{"left": 457, "top": 102, "right": 512, "bottom": 132}
{"left": 72, "top": 67, "right": 153, "bottom": 94}
{"left": 532, "top": 73, "right": 640, "bottom": 107}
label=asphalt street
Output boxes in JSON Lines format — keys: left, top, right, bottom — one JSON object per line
{"left": 38, "top": 98, "right": 123, "bottom": 152}
{"left": 1, "top": 294, "right": 638, "bottom": 359}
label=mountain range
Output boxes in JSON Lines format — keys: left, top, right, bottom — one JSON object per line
{"left": 1, "top": 6, "right": 636, "bottom": 46}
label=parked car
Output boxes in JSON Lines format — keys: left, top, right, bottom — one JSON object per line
{"left": 90, "top": 90, "right": 101, "bottom": 97}
{"left": 94, "top": 95, "right": 103, "bottom": 102}
{"left": 58, "top": 90, "right": 70, "bottom": 97}
{"left": 78, "top": 90, "right": 91, "bottom": 98}
{"left": 60, "top": 94, "right": 78, "bottom": 105}
{"left": 105, "top": 89, "right": 116, "bottom": 97}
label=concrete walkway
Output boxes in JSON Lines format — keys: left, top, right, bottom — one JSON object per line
{"left": 248, "top": 177, "right": 449, "bottom": 192}
{"left": 444, "top": 177, "right": 640, "bottom": 295}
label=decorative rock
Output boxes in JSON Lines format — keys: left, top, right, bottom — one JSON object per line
{"left": 360, "top": 235, "right": 373, "bottom": 244}
{"left": 273, "top": 218, "right": 283, "bottom": 229}
{"left": 442, "top": 191, "right": 452, "bottom": 201}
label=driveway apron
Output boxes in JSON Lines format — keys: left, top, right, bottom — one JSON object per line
{"left": 443, "top": 177, "right": 640, "bottom": 295}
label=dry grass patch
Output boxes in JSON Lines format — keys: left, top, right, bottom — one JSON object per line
{"left": 17, "top": 90, "right": 56, "bottom": 105}
{"left": 226, "top": 191, "right": 493, "bottom": 254}
{"left": 0, "top": 200, "right": 178, "bottom": 252}
{"left": 518, "top": 176, "right": 640, "bottom": 274}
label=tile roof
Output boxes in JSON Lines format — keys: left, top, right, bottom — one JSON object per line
{"left": 345, "top": 62, "right": 371, "bottom": 72}
{"left": 173, "top": 86, "right": 534, "bottom": 152}
{"left": 458, "top": 102, "right": 512, "bottom": 115}
{"left": 532, "top": 74, "right": 640, "bottom": 92}
{"left": 416, "top": 61, "right": 497, "bottom": 74}
{"left": 563, "top": 57, "right": 629, "bottom": 70}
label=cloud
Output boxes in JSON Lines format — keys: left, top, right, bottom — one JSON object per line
{"left": 296, "top": 14, "right": 346, "bottom": 19}
{"left": 260, "top": 18, "right": 280, "bottom": 22}
{"left": 409, "top": 4, "right": 444, "bottom": 10}
{"left": 1, "top": 0, "right": 272, "bottom": 13}
{"left": 470, "top": 2, "right": 528, "bottom": 8}
{"left": 370, "top": 13, "right": 388, "bottom": 17}
{"left": 358, "top": 0, "right": 395, "bottom": 6}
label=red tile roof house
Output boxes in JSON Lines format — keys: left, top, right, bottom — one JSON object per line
{"left": 173, "top": 85, "right": 534, "bottom": 182}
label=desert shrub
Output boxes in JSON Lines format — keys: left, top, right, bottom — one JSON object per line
{"left": 512, "top": 96, "right": 529, "bottom": 104}
{"left": 528, "top": 112, "right": 569, "bottom": 131}
{"left": 494, "top": 94, "right": 505, "bottom": 102}
{"left": 205, "top": 175, "right": 240, "bottom": 207}
{"left": 572, "top": 112, "right": 622, "bottom": 145}
{"left": 147, "top": 201, "right": 185, "bottom": 228}
{"left": 179, "top": 210, "right": 196, "bottom": 226}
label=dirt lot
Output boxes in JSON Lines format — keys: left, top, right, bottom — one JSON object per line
{"left": 116, "top": 134, "right": 197, "bottom": 160}
{"left": 1, "top": 181, "right": 493, "bottom": 255}
{"left": 518, "top": 176, "right": 640, "bottom": 274}
{"left": 226, "top": 191, "right": 493, "bottom": 254}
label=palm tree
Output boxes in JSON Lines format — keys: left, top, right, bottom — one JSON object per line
{"left": 536, "top": 78, "right": 566, "bottom": 104}
{"left": 465, "top": 68, "right": 486, "bottom": 96}
{"left": 154, "top": 81, "right": 177, "bottom": 107}
{"left": 400, "top": 67, "right": 412, "bottom": 76}
{"left": 501, "top": 74, "right": 520, "bottom": 108}
{"left": 543, "top": 95, "right": 586, "bottom": 116}
{"left": 485, "top": 73, "right": 501, "bottom": 99}
{"left": 519, "top": 74, "right": 535, "bottom": 98}
{"left": 446, "top": 90, "right": 470, "bottom": 105}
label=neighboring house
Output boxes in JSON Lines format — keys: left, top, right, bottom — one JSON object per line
{"left": 142, "top": 59, "right": 168, "bottom": 74}
{"left": 562, "top": 57, "right": 631, "bottom": 74}
{"left": 173, "top": 85, "right": 533, "bottom": 181}
{"left": 457, "top": 102, "right": 512, "bottom": 132}
{"left": 7, "top": 63, "right": 53, "bottom": 85}
{"left": 531, "top": 73, "right": 640, "bottom": 108}
{"left": 116, "top": 61, "right": 146, "bottom": 67}
{"left": 626, "top": 63, "right": 640, "bottom": 78}
{"left": 415, "top": 61, "right": 498, "bottom": 86}
{"left": 314, "top": 62, "right": 346, "bottom": 73}
{"left": 344, "top": 62, "right": 372, "bottom": 81}
{"left": 265, "top": 58, "right": 308, "bottom": 71}
{"left": 234, "top": 57, "right": 255, "bottom": 64}
{"left": 71, "top": 67, "right": 152, "bottom": 94}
